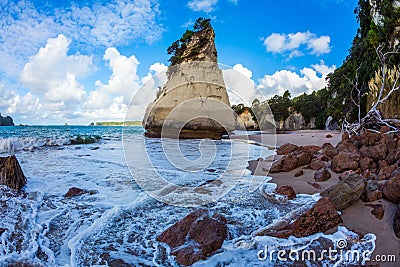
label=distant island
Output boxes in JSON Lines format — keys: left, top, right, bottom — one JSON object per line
{"left": 95, "top": 121, "right": 142, "bottom": 126}
{"left": 0, "top": 113, "right": 15, "bottom": 126}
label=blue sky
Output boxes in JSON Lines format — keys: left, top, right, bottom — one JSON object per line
{"left": 0, "top": 0, "right": 358, "bottom": 125}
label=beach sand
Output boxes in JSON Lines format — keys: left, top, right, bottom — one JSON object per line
{"left": 245, "top": 130, "right": 400, "bottom": 267}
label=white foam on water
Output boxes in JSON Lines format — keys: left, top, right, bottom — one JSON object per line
{"left": 0, "top": 128, "right": 377, "bottom": 266}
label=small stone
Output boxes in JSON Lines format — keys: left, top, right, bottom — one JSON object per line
{"left": 314, "top": 167, "right": 331, "bottom": 182}
{"left": 307, "top": 182, "right": 321, "bottom": 189}
{"left": 294, "top": 169, "right": 304, "bottom": 177}
{"left": 65, "top": 187, "right": 88, "bottom": 198}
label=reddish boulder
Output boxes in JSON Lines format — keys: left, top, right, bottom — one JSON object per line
{"left": 382, "top": 169, "right": 400, "bottom": 203}
{"left": 380, "top": 125, "right": 391, "bottom": 134}
{"left": 359, "top": 157, "right": 376, "bottom": 172}
{"left": 157, "top": 210, "right": 227, "bottom": 266}
{"left": 331, "top": 152, "right": 360, "bottom": 173}
{"left": 326, "top": 134, "right": 333, "bottom": 138}
{"left": 378, "top": 160, "right": 389, "bottom": 169}
{"left": 257, "top": 197, "right": 342, "bottom": 238}
{"left": 270, "top": 155, "right": 299, "bottom": 173}
{"left": 360, "top": 131, "right": 381, "bottom": 146}
{"left": 341, "top": 132, "right": 349, "bottom": 142}
{"left": 337, "top": 141, "right": 359, "bottom": 154}
{"left": 314, "top": 167, "right": 331, "bottom": 182}
{"left": 276, "top": 185, "right": 296, "bottom": 200}
{"left": 366, "top": 191, "right": 383, "bottom": 202}
{"left": 310, "top": 158, "right": 327, "bottom": 171}
{"left": 321, "top": 143, "right": 338, "bottom": 159}
{"left": 300, "top": 145, "right": 321, "bottom": 154}
{"left": 277, "top": 143, "right": 298, "bottom": 155}
{"left": 293, "top": 150, "right": 313, "bottom": 167}
{"left": 359, "top": 144, "right": 387, "bottom": 161}
{"left": 0, "top": 155, "right": 27, "bottom": 192}
{"left": 378, "top": 165, "right": 396, "bottom": 180}
{"left": 321, "top": 174, "right": 366, "bottom": 210}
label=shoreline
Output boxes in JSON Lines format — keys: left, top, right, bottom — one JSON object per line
{"left": 246, "top": 130, "right": 400, "bottom": 267}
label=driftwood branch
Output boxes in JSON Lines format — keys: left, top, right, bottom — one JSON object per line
{"left": 342, "top": 45, "right": 400, "bottom": 135}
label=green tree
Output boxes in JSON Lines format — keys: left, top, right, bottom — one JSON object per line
{"left": 326, "top": 0, "right": 400, "bottom": 124}
{"left": 268, "top": 90, "right": 291, "bottom": 122}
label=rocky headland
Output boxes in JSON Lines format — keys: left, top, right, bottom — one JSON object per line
{"left": 0, "top": 113, "right": 15, "bottom": 126}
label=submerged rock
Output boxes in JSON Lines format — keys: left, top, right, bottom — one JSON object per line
{"left": 156, "top": 209, "right": 227, "bottom": 266}
{"left": 275, "top": 185, "right": 296, "bottom": 200}
{"left": 321, "top": 174, "right": 366, "bottom": 210}
{"left": 257, "top": 197, "right": 342, "bottom": 238}
{"left": 0, "top": 155, "right": 26, "bottom": 192}
{"left": 64, "top": 187, "right": 97, "bottom": 198}
{"left": 143, "top": 20, "right": 235, "bottom": 139}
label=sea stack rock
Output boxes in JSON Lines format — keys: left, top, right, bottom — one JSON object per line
{"left": 143, "top": 18, "right": 235, "bottom": 139}
{"left": 0, "top": 113, "right": 15, "bottom": 126}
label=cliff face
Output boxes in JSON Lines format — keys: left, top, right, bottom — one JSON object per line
{"left": 143, "top": 21, "right": 235, "bottom": 139}
{"left": 0, "top": 113, "right": 14, "bottom": 126}
{"left": 178, "top": 27, "right": 217, "bottom": 64}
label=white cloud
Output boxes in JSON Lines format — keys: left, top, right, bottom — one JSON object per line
{"left": 187, "top": 0, "right": 218, "bottom": 12}
{"left": 21, "top": 35, "right": 92, "bottom": 108}
{"left": 0, "top": 0, "right": 163, "bottom": 77}
{"left": 307, "top": 36, "right": 331, "bottom": 55}
{"left": 85, "top": 47, "right": 141, "bottom": 112}
{"left": 312, "top": 60, "right": 336, "bottom": 75}
{"left": 0, "top": 84, "right": 41, "bottom": 118}
{"left": 233, "top": 64, "right": 252, "bottom": 79}
{"left": 223, "top": 64, "right": 261, "bottom": 105}
{"left": 263, "top": 31, "right": 331, "bottom": 57}
{"left": 258, "top": 62, "right": 336, "bottom": 98}
{"left": 84, "top": 49, "right": 166, "bottom": 121}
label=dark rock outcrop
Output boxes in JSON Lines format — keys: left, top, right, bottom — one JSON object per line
{"left": 321, "top": 174, "right": 366, "bottom": 210}
{"left": 157, "top": 209, "right": 227, "bottom": 266}
{"left": 0, "top": 155, "right": 26, "bottom": 191}
{"left": 257, "top": 197, "right": 342, "bottom": 238}
{"left": 0, "top": 113, "right": 15, "bottom": 126}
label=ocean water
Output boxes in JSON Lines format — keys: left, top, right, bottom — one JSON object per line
{"left": 0, "top": 126, "right": 375, "bottom": 266}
